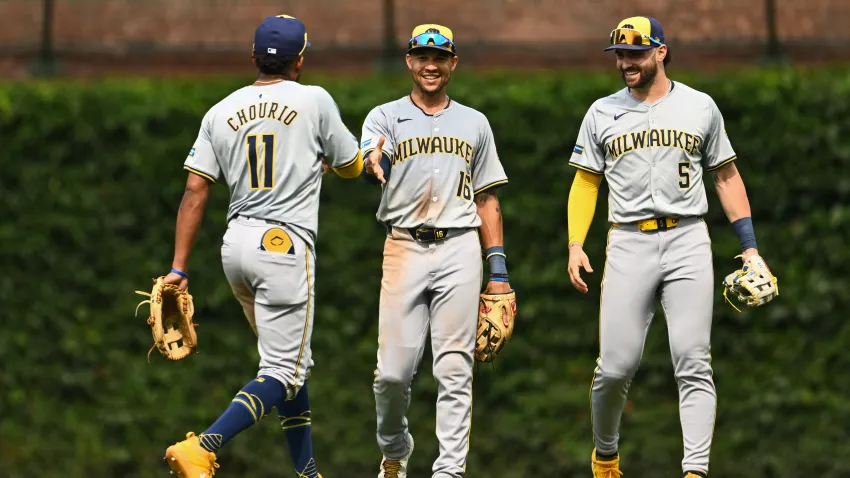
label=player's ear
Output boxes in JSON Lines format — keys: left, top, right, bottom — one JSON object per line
{"left": 657, "top": 45, "right": 668, "bottom": 65}
{"left": 295, "top": 56, "right": 305, "bottom": 69}
{"left": 405, "top": 54, "right": 413, "bottom": 71}
{"left": 450, "top": 54, "right": 458, "bottom": 71}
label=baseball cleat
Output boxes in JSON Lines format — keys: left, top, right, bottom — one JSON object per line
{"left": 591, "top": 448, "right": 623, "bottom": 478}
{"left": 164, "top": 432, "right": 221, "bottom": 477}
{"left": 683, "top": 473, "right": 705, "bottom": 478}
{"left": 377, "top": 434, "right": 414, "bottom": 478}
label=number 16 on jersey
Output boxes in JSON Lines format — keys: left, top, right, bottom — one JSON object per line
{"left": 456, "top": 170, "right": 472, "bottom": 201}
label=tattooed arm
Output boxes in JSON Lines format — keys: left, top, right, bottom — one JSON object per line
{"left": 475, "top": 189, "right": 511, "bottom": 293}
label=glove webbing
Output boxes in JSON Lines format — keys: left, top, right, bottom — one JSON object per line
{"left": 475, "top": 321, "right": 499, "bottom": 373}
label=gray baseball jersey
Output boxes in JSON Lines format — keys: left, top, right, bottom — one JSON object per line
{"left": 184, "top": 80, "right": 360, "bottom": 399}
{"left": 360, "top": 95, "right": 508, "bottom": 229}
{"left": 184, "top": 81, "right": 361, "bottom": 241}
{"left": 361, "top": 96, "right": 508, "bottom": 478}
{"left": 570, "top": 81, "right": 736, "bottom": 224}
{"left": 571, "top": 80, "right": 730, "bottom": 476}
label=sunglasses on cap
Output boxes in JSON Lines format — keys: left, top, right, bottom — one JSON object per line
{"left": 408, "top": 32, "right": 456, "bottom": 54}
{"left": 609, "top": 28, "right": 664, "bottom": 47}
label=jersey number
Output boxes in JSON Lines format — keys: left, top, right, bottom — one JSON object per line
{"left": 246, "top": 134, "right": 276, "bottom": 190}
{"left": 678, "top": 162, "right": 690, "bottom": 189}
{"left": 456, "top": 171, "right": 473, "bottom": 201}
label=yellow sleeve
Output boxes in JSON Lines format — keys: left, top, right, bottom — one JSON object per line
{"left": 567, "top": 169, "right": 603, "bottom": 246}
{"left": 331, "top": 150, "right": 364, "bottom": 178}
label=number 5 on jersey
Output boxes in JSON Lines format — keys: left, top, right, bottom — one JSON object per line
{"left": 456, "top": 170, "right": 472, "bottom": 201}
{"left": 247, "top": 133, "right": 276, "bottom": 190}
{"left": 678, "top": 161, "right": 690, "bottom": 189}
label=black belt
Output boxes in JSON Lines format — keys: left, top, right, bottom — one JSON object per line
{"left": 407, "top": 226, "right": 449, "bottom": 243}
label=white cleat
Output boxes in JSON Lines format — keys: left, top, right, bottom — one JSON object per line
{"left": 377, "top": 434, "right": 414, "bottom": 478}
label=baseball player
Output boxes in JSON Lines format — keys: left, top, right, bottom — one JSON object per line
{"left": 159, "top": 15, "right": 362, "bottom": 478}
{"left": 566, "top": 16, "right": 777, "bottom": 478}
{"left": 359, "top": 24, "right": 512, "bottom": 478}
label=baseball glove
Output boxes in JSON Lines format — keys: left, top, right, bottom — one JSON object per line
{"left": 135, "top": 277, "right": 198, "bottom": 362}
{"left": 475, "top": 291, "right": 517, "bottom": 362}
{"left": 722, "top": 254, "right": 779, "bottom": 311}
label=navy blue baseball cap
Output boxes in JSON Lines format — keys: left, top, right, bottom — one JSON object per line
{"left": 605, "top": 16, "right": 665, "bottom": 51}
{"left": 253, "top": 15, "right": 311, "bottom": 57}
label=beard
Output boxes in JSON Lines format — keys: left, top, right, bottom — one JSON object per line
{"left": 621, "top": 60, "right": 658, "bottom": 89}
{"left": 414, "top": 72, "right": 451, "bottom": 96}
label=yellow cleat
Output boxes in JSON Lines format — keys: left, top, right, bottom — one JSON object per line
{"left": 684, "top": 473, "right": 704, "bottom": 478}
{"left": 592, "top": 448, "right": 623, "bottom": 478}
{"left": 164, "top": 432, "right": 221, "bottom": 477}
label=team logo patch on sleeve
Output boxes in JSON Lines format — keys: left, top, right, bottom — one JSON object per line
{"left": 259, "top": 227, "right": 295, "bottom": 254}
{"left": 573, "top": 144, "right": 585, "bottom": 155}
{"left": 361, "top": 138, "right": 372, "bottom": 148}
{"left": 188, "top": 147, "right": 196, "bottom": 157}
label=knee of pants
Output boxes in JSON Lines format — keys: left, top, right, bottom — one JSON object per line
{"left": 374, "top": 346, "right": 422, "bottom": 392}
{"left": 373, "top": 364, "right": 415, "bottom": 396}
{"left": 596, "top": 356, "right": 642, "bottom": 384}
{"left": 373, "top": 375, "right": 411, "bottom": 397}
{"left": 672, "top": 352, "right": 714, "bottom": 382}
{"left": 431, "top": 352, "right": 472, "bottom": 388}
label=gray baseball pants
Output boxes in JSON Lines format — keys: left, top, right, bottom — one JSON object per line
{"left": 591, "top": 217, "right": 716, "bottom": 475}
{"left": 374, "top": 227, "right": 482, "bottom": 478}
{"left": 221, "top": 216, "right": 315, "bottom": 401}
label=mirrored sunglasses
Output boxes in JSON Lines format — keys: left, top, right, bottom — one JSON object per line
{"left": 409, "top": 32, "right": 456, "bottom": 53}
{"left": 609, "top": 28, "right": 663, "bottom": 47}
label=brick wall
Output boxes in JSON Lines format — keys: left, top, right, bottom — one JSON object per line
{"left": 0, "top": 0, "right": 847, "bottom": 77}
{"left": 2, "top": 0, "right": 847, "bottom": 51}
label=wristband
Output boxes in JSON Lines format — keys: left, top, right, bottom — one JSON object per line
{"left": 484, "top": 246, "right": 508, "bottom": 276}
{"left": 483, "top": 245, "right": 505, "bottom": 259}
{"left": 731, "top": 217, "right": 758, "bottom": 252}
{"left": 171, "top": 268, "right": 189, "bottom": 278}
{"left": 489, "top": 273, "right": 510, "bottom": 283}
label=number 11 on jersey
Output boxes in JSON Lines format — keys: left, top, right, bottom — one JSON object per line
{"left": 247, "top": 133, "right": 276, "bottom": 190}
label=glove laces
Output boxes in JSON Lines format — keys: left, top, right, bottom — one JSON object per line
{"left": 722, "top": 287, "right": 743, "bottom": 313}
{"left": 134, "top": 290, "right": 161, "bottom": 361}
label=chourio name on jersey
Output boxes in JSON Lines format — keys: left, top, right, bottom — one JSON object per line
{"left": 227, "top": 102, "right": 299, "bottom": 132}
{"left": 606, "top": 128, "right": 702, "bottom": 161}
{"left": 392, "top": 136, "right": 475, "bottom": 166}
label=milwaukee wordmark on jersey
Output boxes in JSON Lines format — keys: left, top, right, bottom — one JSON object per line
{"left": 360, "top": 96, "right": 508, "bottom": 229}
{"left": 570, "top": 82, "right": 736, "bottom": 224}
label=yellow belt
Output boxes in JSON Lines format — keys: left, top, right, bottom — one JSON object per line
{"left": 613, "top": 217, "right": 681, "bottom": 232}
